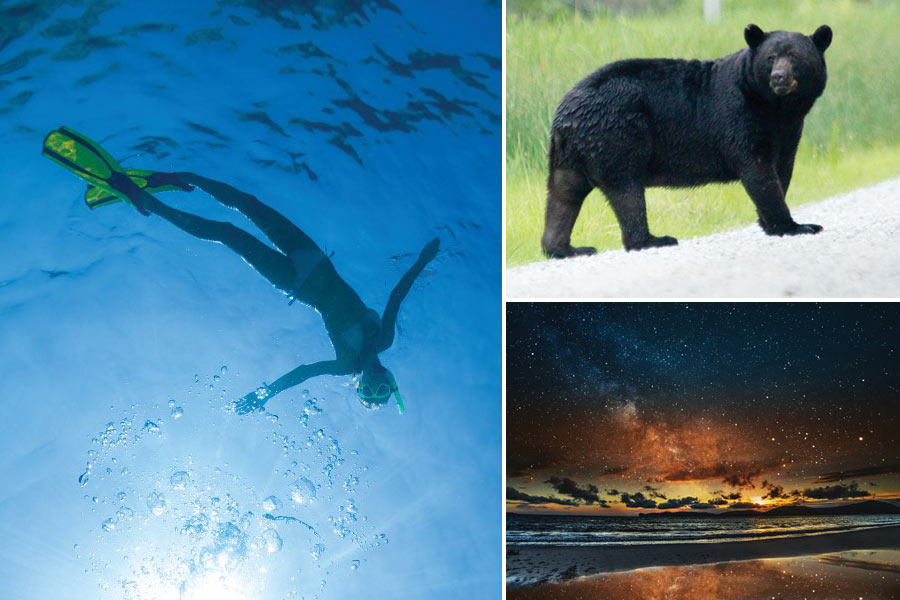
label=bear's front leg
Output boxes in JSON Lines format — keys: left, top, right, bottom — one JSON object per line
{"left": 740, "top": 164, "right": 822, "bottom": 236}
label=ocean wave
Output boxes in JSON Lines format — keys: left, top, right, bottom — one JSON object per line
{"left": 507, "top": 523, "right": 897, "bottom": 546}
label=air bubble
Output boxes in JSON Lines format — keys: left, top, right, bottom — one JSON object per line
{"left": 262, "top": 529, "right": 282, "bottom": 553}
{"left": 262, "top": 496, "right": 282, "bottom": 512}
{"left": 170, "top": 471, "right": 189, "bottom": 489}
{"left": 345, "top": 499, "right": 358, "bottom": 515}
{"left": 289, "top": 478, "right": 317, "bottom": 505}
{"left": 181, "top": 513, "right": 209, "bottom": 535}
{"left": 310, "top": 543, "right": 325, "bottom": 560}
{"left": 147, "top": 491, "right": 166, "bottom": 516}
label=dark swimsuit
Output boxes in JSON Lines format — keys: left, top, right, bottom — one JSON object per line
{"left": 288, "top": 248, "right": 381, "bottom": 371}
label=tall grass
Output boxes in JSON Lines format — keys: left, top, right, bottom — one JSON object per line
{"left": 507, "top": 0, "right": 900, "bottom": 265}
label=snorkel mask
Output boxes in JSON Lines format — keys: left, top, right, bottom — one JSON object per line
{"left": 356, "top": 367, "right": 404, "bottom": 414}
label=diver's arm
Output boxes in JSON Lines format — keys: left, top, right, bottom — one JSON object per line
{"left": 379, "top": 237, "right": 440, "bottom": 352}
{"left": 234, "top": 359, "right": 352, "bottom": 414}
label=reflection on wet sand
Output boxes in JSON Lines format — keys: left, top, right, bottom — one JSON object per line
{"left": 508, "top": 549, "right": 900, "bottom": 600}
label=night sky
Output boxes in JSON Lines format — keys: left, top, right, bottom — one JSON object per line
{"left": 507, "top": 303, "right": 900, "bottom": 514}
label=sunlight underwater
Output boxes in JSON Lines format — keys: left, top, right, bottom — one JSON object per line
{"left": 0, "top": 1, "right": 501, "bottom": 598}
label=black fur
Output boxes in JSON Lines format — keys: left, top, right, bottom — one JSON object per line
{"left": 542, "top": 24, "right": 832, "bottom": 257}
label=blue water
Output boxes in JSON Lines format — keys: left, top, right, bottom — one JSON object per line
{"left": 0, "top": 2, "right": 500, "bottom": 598}
{"left": 507, "top": 513, "right": 900, "bottom": 546}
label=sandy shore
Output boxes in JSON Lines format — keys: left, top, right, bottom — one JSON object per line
{"left": 507, "top": 549, "right": 900, "bottom": 600}
{"left": 506, "top": 524, "right": 900, "bottom": 586}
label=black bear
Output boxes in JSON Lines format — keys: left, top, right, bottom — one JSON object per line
{"left": 542, "top": 24, "right": 832, "bottom": 257}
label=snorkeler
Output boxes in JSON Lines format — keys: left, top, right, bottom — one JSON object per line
{"left": 43, "top": 126, "right": 439, "bottom": 414}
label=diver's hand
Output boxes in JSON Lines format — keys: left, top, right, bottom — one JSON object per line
{"left": 233, "top": 385, "right": 272, "bottom": 415}
{"left": 418, "top": 237, "right": 440, "bottom": 264}
{"left": 146, "top": 172, "right": 194, "bottom": 192}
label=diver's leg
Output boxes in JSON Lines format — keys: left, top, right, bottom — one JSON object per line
{"left": 139, "top": 192, "right": 295, "bottom": 291}
{"left": 174, "top": 172, "right": 321, "bottom": 256}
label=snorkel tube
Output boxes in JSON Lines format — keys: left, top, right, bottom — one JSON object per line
{"left": 385, "top": 369, "right": 404, "bottom": 415}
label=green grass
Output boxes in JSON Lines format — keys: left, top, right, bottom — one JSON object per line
{"left": 507, "top": 0, "right": 900, "bottom": 266}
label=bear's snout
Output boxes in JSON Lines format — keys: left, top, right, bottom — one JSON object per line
{"left": 769, "top": 57, "right": 798, "bottom": 96}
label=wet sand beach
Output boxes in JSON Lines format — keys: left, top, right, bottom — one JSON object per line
{"left": 507, "top": 549, "right": 900, "bottom": 600}
{"left": 507, "top": 524, "right": 900, "bottom": 586}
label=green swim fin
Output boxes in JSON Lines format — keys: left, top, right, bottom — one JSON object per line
{"left": 42, "top": 126, "right": 150, "bottom": 216}
{"left": 85, "top": 169, "right": 183, "bottom": 210}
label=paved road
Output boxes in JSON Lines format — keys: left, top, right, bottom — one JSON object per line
{"left": 507, "top": 178, "right": 900, "bottom": 298}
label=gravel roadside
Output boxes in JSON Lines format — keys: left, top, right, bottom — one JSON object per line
{"left": 507, "top": 177, "right": 900, "bottom": 298}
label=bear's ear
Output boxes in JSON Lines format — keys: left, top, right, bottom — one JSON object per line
{"left": 744, "top": 24, "right": 766, "bottom": 49}
{"left": 811, "top": 25, "right": 832, "bottom": 53}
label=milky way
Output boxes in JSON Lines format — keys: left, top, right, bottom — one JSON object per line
{"left": 507, "top": 303, "right": 900, "bottom": 513}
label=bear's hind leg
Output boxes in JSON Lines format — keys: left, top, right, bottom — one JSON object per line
{"left": 603, "top": 184, "right": 678, "bottom": 251}
{"left": 541, "top": 167, "right": 596, "bottom": 259}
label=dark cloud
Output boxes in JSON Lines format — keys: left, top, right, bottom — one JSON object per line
{"left": 722, "top": 468, "right": 763, "bottom": 488}
{"left": 690, "top": 503, "right": 714, "bottom": 510}
{"left": 801, "top": 482, "right": 871, "bottom": 500}
{"left": 620, "top": 492, "right": 657, "bottom": 509}
{"left": 546, "top": 476, "right": 602, "bottom": 504}
{"left": 709, "top": 498, "right": 728, "bottom": 506}
{"left": 761, "top": 480, "right": 787, "bottom": 500}
{"left": 869, "top": 482, "right": 878, "bottom": 487}
{"left": 506, "top": 486, "right": 578, "bottom": 507}
{"left": 660, "top": 461, "right": 773, "bottom": 489}
{"left": 643, "top": 485, "right": 667, "bottom": 500}
{"left": 656, "top": 496, "right": 699, "bottom": 510}
{"left": 722, "top": 492, "right": 742, "bottom": 500}
{"left": 606, "top": 489, "right": 620, "bottom": 496}
{"left": 815, "top": 464, "right": 900, "bottom": 483}
{"left": 601, "top": 466, "right": 630, "bottom": 477}
{"left": 729, "top": 502, "right": 761, "bottom": 509}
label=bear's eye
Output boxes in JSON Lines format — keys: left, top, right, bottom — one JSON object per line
{"left": 767, "top": 54, "right": 776, "bottom": 65}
